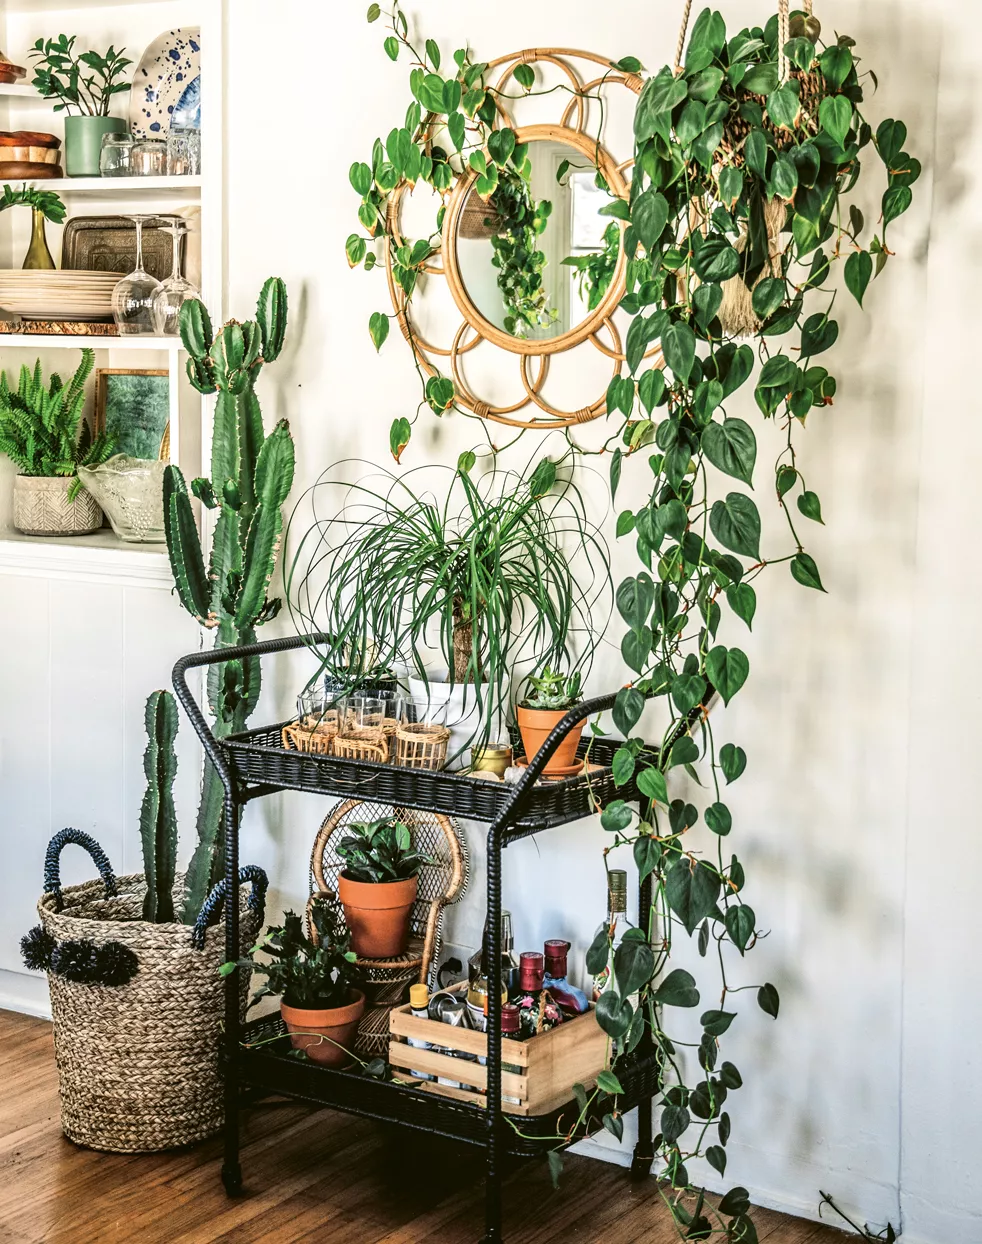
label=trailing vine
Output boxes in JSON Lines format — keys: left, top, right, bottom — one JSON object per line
{"left": 351, "top": 4, "right": 916, "bottom": 1238}
{"left": 486, "top": 165, "right": 557, "bottom": 338}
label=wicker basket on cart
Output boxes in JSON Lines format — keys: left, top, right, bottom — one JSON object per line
{"left": 306, "top": 800, "right": 467, "bottom": 1057}
{"left": 32, "top": 828, "right": 266, "bottom": 1153}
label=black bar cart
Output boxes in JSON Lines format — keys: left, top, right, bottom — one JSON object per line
{"left": 173, "top": 633, "right": 661, "bottom": 1243}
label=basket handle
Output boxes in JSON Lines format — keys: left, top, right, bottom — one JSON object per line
{"left": 190, "top": 865, "right": 268, "bottom": 951}
{"left": 44, "top": 828, "right": 118, "bottom": 913}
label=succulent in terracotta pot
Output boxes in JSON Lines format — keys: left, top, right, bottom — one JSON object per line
{"left": 516, "top": 667, "right": 585, "bottom": 775}
{"left": 335, "top": 816, "right": 434, "bottom": 959}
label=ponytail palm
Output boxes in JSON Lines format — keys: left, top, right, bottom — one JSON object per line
{"left": 287, "top": 457, "right": 610, "bottom": 744}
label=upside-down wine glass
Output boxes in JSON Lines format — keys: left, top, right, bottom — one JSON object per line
{"left": 111, "top": 214, "right": 162, "bottom": 335}
{"left": 151, "top": 217, "right": 199, "bottom": 335}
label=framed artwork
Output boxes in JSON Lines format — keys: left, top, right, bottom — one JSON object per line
{"left": 94, "top": 368, "right": 170, "bottom": 461}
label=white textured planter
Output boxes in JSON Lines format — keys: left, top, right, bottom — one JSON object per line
{"left": 12, "top": 475, "right": 102, "bottom": 537}
{"left": 408, "top": 675, "right": 509, "bottom": 768}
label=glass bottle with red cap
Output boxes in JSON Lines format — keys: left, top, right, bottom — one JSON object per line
{"left": 513, "top": 950, "right": 565, "bottom": 1039}
{"left": 542, "top": 939, "right": 590, "bottom": 1016}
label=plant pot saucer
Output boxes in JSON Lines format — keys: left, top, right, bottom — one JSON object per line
{"left": 515, "top": 755, "right": 594, "bottom": 778}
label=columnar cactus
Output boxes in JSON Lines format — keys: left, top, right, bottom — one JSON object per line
{"left": 163, "top": 278, "right": 295, "bottom": 923}
{"left": 140, "top": 690, "right": 179, "bottom": 923}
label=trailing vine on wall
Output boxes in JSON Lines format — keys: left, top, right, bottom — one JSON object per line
{"left": 352, "top": 4, "right": 917, "bottom": 1237}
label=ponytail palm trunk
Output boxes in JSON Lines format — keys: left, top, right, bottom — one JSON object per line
{"left": 163, "top": 278, "right": 295, "bottom": 922}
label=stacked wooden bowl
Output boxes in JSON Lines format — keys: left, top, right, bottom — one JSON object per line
{"left": 0, "top": 131, "right": 63, "bottom": 179}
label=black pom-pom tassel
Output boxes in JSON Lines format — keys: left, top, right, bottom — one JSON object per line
{"left": 51, "top": 939, "right": 102, "bottom": 983}
{"left": 20, "top": 925, "right": 56, "bottom": 972}
{"left": 95, "top": 941, "right": 139, "bottom": 986}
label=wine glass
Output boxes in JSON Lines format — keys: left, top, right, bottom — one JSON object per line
{"left": 111, "top": 215, "right": 162, "bottom": 335}
{"left": 151, "top": 217, "right": 200, "bottom": 336}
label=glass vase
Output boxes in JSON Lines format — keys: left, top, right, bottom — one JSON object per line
{"left": 23, "top": 208, "right": 54, "bottom": 270}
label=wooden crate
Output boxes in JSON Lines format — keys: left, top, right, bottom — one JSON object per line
{"left": 388, "top": 986, "right": 609, "bottom": 1115}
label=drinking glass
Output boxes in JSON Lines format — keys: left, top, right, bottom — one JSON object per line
{"left": 111, "top": 215, "right": 162, "bottom": 335}
{"left": 131, "top": 138, "right": 168, "bottom": 176}
{"left": 297, "top": 687, "right": 343, "bottom": 735}
{"left": 166, "top": 128, "right": 201, "bottom": 176}
{"left": 99, "top": 131, "right": 133, "bottom": 177}
{"left": 151, "top": 217, "right": 200, "bottom": 335}
{"left": 395, "top": 698, "right": 449, "bottom": 769}
{"left": 353, "top": 695, "right": 386, "bottom": 734}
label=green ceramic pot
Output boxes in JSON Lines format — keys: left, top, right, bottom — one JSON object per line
{"left": 65, "top": 115, "right": 127, "bottom": 177}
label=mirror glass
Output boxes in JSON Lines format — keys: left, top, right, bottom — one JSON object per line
{"left": 453, "top": 137, "right": 622, "bottom": 341}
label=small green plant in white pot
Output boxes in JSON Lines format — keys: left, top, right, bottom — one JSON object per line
{"left": 30, "top": 35, "right": 132, "bottom": 177}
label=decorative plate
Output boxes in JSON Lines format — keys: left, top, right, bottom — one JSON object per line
{"left": 129, "top": 27, "right": 201, "bottom": 139}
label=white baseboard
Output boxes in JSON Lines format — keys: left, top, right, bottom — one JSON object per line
{"left": 0, "top": 968, "right": 51, "bottom": 1019}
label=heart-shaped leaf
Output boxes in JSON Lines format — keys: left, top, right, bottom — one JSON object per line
{"left": 614, "top": 936, "right": 654, "bottom": 997}
{"left": 790, "top": 551, "right": 826, "bottom": 591}
{"left": 666, "top": 855, "right": 721, "bottom": 935}
{"left": 702, "top": 418, "right": 757, "bottom": 487}
{"left": 662, "top": 321, "right": 696, "bottom": 382}
{"left": 596, "top": 988, "right": 633, "bottom": 1038}
{"left": 710, "top": 493, "right": 761, "bottom": 559}
{"left": 705, "top": 645, "right": 750, "bottom": 705}
{"left": 819, "top": 94, "right": 852, "bottom": 147}
{"left": 633, "top": 188, "right": 670, "bottom": 250}
{"left": 725, "top": 582, "right": 756, "bottom": 629}
{"left": 725, "top": 904, "right": 755, "bottom": 953}
{"left": 719, "top": 743, "right": 747, "bottom": 783}
{"left": 653, "top": 967, "right": 700, "bottom": 1008}
{"left": 844, "top": 249, "right": 872, "bottom": 306}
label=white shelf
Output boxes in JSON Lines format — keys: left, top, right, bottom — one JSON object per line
{"left": 0, "top": 176, "right": 202, "bottom": 197}
{"left": 0, "top": 528, "right": 171, "bottom": 588}
{"left": 0, "top": 84, "right": 37, "bottom": 99}
{"left": 0, "top": 333, "right": 183, "bottom": 351}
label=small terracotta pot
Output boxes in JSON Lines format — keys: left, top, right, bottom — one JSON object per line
{"left": 516, "top": 704, "right": 585, "bottom": 774}
{"left": 337, "top": 873, "right": 417, "bottom": 958}
{"left": 280, "top": 990, "right": 365, "bottom": 1068}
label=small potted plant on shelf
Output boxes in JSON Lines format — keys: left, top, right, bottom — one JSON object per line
{"left": 335, "top": 815, "right": 433, "bottom": 958}
{"left": 516, "top": 667, "right": 586, "bottom": 776}
{"left": 247, "top": 902, "right": 365, "bottom": 1068}
{"left": 29, "top": 34, "right": 132, "bottom": 177}
{"left": 0, "top": 348, "right": 116, "bottom": 536}
{"left": 0, "top": 185, "right": 66, "bottom": 269}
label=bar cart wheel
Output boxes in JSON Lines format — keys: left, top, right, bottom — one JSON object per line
{"left": 221, "top": 1161, "right": 243, "bottom": 1196}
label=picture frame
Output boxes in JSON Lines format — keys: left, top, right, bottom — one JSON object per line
{"left": 94, "top": 368, "right": 170, "bottom": 461}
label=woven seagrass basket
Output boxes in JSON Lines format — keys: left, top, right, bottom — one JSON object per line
{"left": 36, "top": 829, "right": 266, "bottom": 1153}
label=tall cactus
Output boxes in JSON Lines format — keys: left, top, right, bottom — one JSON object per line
{"left": 163, "top": 278, "right": 295, "bottom": 924}
{"left": 140, "top": 690, "right": 179, "bottom": 923}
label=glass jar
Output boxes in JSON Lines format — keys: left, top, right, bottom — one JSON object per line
{"left": 130, "top": 138, "right": 168, "bottom": 177}
{"left": 166, "top": 128, "right": 201, "bottom": 176}
{"left": 99, "top": 131, "right": 134, "bottom": 177}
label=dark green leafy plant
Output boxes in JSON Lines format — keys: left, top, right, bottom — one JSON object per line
{"left": 30, "top": 35, "right": 132, "bottom": 116}
{"left": 243, "top": 903, "right": 362, "bottom": 1011}
{"left": 0, "top": 184, "right": 66, "bottom": 224}
{"left": 336, "top": 816, "right": 434, "bottom": 884}
{"left": 163, "top": 281, "right": 295, "bottom": 922}
{"left": 0, "top": 349, "right": 115, "bottom": 498}
{"left": 563, "top": 220, "right": 621, "bottom": 310}
{"left": 521, "top": 667, "right": 583, "bottom": 710}
{"left": 286, "top": 455, "right": 610, "bottom": 752}
{"left": 484, "top": 164, "right": 557, "bottom": 337}
{"left": 139, "top": 690, "right": 179, "bottom": 923}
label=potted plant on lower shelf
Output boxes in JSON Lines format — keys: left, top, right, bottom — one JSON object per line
{"left": 516, "top": 667, "right": 585, "bottom": 775}
{"left": 246, "top": 902, "right": 365, "bottom": 1068}
{"left": 0, "top": 348, "right": 116, "bottom": 536}
{"left": 335, "top": 815, "right": 433, "bottom": 958}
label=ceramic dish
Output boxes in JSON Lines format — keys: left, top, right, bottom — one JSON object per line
{"left": 0, "top": 270, "right": 119, "bottom": 320}
{"left": 129, "top": 27, "right": 201, "bottom": 139}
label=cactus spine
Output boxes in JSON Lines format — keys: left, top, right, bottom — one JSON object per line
{"left": 163, "top": 278, "right": 295, "bottom": 923}
{"left": 140, "top": 690, "right": 179, "bottom": 923}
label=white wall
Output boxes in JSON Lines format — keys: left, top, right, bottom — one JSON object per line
{"left": 2, "top": 1, "right": 978, "bottom": 1241}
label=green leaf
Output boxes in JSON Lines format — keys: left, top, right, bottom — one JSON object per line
{"left": 692, "top": 236, "right": 740, "bottom": 283}
{"left": 705, "top": 645, "right": 750, "bottom": 705}
{"left": 790, "top": 552, "right": 826, "bottom": 592}
{"left": 725, "top": 904, "right": 755, "bottom": 953}
{"left": 514, "top": 62, "right": 535, "bottom": 90}
{"left": 638, "top": 368, "right": 666, "bottom": 414}
{"left": 797, "top": 491, "right": 824, "bottom": 523}
{"left": 388, "top": 417, "right": 411, "bottom": 464}
{"left": 662, "top": 321, "right": 696, "bottom": 383}
{"left": 844, "top": 250, "right": 872, "bottom": 306}
{"left": 766, "top": 83, "right": 799, "bottom": 131}
{"left": 701, "top": 418, "right": 756, "bottom": 487}
{"left": 876, "top": 118, "right": 907, "bottom": 164}
{"left": 547, "top": 1149, "right": 564, "bottom": 1189}
{"left": 601, "top": 799, "right": 633, "bottom": 833}
{"left": 596, "top": 1069, "right": 625, "bottom": 1096}
{"left": 383, "top": 35, "right": 399, "bottom": 61}
{"left": 719, "top": 743, "right": 747, "bottom": 783}
{"left": 632, "top": 189, "right": 670, "bottom": 250}
{"left": 718, "top": 165, "right": 743, "bottom": 209}
{"left": 668, "top": 737, "right": 699, "bottom": 770}
{"left": 751, "top": 277, "right": 786, "bottom": 320}
{"left": 758, "top": 982, "right": 780, "bottom": 1018}
{"left": 349, "top": 161, "right": 372, "bottom": 196}
{"left": 345, "top": 233, "right": 367, "bottom": 267}
{"left": 672, "top": 672, "right": 706, "bottom": 715}
{"left": 637, "top": 766, "right": 669, "bottom": 805}
{"left": 720, "top": 1187, "right": 751, "bottom": 1217}
{"left": 613, "top": 687, "right": 645, "bottom": 736}
{"left": 366, "top": 3, "right": 381, "bottom": 19}
{"left": 610, "top": 446, "right": 623, "bottom": 499}
{"left": 820, "top": 44, "right": 853, "bottom": 89}
{"left": 819, "top": 95, "right": 852, "bottom": 147}
{"left": 634, "top": 835, "right": 660, "bottom": 883}
{"left": 666, "top": 856, "right": 721, "bottom": 936}
{"left": 616, "top": 573, "right": 655, "bottom": 630}
{"left": 769, "top": 154, "right": 798, "bottom": 200}
{"left": 599, "top": 198, "right": 631, "bottom": 221}
{"left": 612, "top": 747, "right": 636, "bottom": 786}
{"left": 487, "top": 126, "right": 516, "bottom": 166}
{"left": 710, "top": 493, "right": 760, "bottom": 560}
{"left": 368, "top": 311, "right": 389, "bottom": 351}
{"left": 586, "top": 928, "right": 610, "bottom": 975}
{"left": 758, "top": 354, "right": 796, "bottom": 389}
{"left": 707, "top": 1145, "right": 727, "bottom": 1176}
{"left": 776, "top": 465, "right": 797, "bottom": 498}
{"left": 621, "top": 627, "right": 650, "bottom": 674}
{"left": 701, "top": 1009, "right": 736, "bottom": 1037}
{"left": 614, "top": 937, "right": 655, "bottom": 997}
{"left": 800, "top": 313, "right": 838, "bottom": 356}
{"left": 425, "top": 375, "right": 455, "bottom": 413}
{"left": 725, "top": 582, "right": 755, "bottom": 630}
{"left": 883, "top": 185, "right": 912, "bottom": 226}
{"left": 653, "top": 967, "right": 700, "bottom": 1008}
{"left": 721, "top": 344, "right": 754, "bottom": 398}
{"left": 615, "top": 55, "right": 643, "bottom": 73}
{"left": 705, "top": 802, "right": 732, "bottom": 836}
{"left": 595, "top": 989, "right": 633, "bottom": 1038}
{"left": 743, "top": 129, "right": 769, "bottom": 179}
{"left": 661, "top": 1102, "right": 691, "bottom": 1145}
{"left": 692, "top": 284, "right": 723, "bottom": 332}
{"left": 425, "top": 37, "right": 441, "bottom": 70}
{"left": 719, "top": 1062, "right": 742, "bottom": 1090}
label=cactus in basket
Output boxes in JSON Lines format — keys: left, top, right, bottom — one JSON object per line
{"left": 163, "top": 278, "right": 295, "bottom": 923}
{"left": 140, "top": 690, "right": 179, "bottom": 923}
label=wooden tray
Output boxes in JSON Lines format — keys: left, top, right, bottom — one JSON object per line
{"left": 388, "top": 983, "right": 607, "bottom": 1115}
{"left": 61, "top": 216, "right": 182, "bottom": 284}
{"left": 0, "top": 320, "right": 119, "bottom": 337}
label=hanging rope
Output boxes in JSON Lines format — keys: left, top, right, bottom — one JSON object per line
{"left": 675, "top": 0, "right": 803, "bottom": 81}
{"left": 674, "top": 0, "right": 693, "bottom": 73}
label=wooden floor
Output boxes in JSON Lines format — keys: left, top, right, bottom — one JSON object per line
{"left": 0, "top": 1010, "right": 848, "bottom": 1244}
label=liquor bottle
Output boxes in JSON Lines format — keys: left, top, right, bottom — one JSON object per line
{"left": 467, "top": 930, "right": 509, "bottom": 1032}
{"left": 407, "top": 983, "right": 434, "bottom": 1080}
{"left": 592, "top": 869, "right": 633, "bottom": 999}
{"left": 543, "top": 939, "right": 590, "bottom": 1016}
{"left": 500, "top": 910, "right": 521, "bottom": 997}
{"left": 500, "top": 1003, "right": 523, "bottom": 1104}
{"left": 513, "top": 951, "right": 564, "bottom": 1039}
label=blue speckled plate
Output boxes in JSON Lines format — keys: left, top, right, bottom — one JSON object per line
{"left": 129, "top": 27, "right": 201, "bottom": 139}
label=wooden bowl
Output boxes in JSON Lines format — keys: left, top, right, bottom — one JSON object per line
{"left": 0, "top": 161, "right": 64, "bottom": 179}
{"left": 0, "top": 131, "right": 60, "bottom": 148}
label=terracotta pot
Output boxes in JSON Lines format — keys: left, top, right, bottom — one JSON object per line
{"left": 337, "top": 872, "right": 417, "bottom": 958}
{"left": 13, "top": 474, "right": 102, "bottom": 536}
{"left": 516, "top": 704, "right": 585, "bottom": 774}
{"left": 280, "top": 990, "right": 365, "bottom": 1067}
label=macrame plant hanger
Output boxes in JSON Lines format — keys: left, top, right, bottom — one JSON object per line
{"left": 674, "top": 0, "right": 816, "bottom": 337}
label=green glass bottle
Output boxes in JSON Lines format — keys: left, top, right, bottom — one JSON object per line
{"left": 23, "top": 208, "right": 55, "bottom": 270}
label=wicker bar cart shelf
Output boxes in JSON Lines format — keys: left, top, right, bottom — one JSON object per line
{"left": 173, "top": 633, "right": 664, "bottom": 1244}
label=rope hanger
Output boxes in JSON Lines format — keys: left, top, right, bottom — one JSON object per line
{"left": 675, "top": 0, "right": 815, "bottom": 80}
